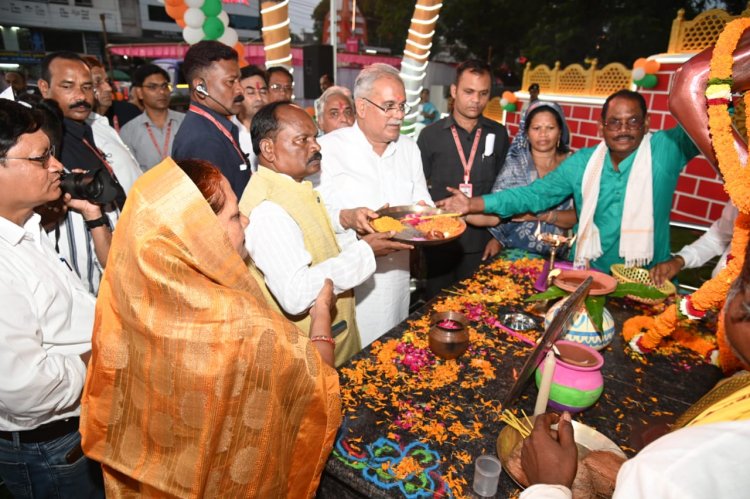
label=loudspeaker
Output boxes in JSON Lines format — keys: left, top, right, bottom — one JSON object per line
{"left": 303, "top": 45, "right": 334, "bottom": 100}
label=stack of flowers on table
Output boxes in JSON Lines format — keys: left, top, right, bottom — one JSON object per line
{"left": 332, "top": 257, "right": 545, "bottom": 498}
{"left": 623, "top": 17, "right": 750, "bottom": 374}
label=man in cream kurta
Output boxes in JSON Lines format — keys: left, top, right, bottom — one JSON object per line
{"left": 241, "top": 102, "right": 399, "bottom": 365}
{"left": 316, "top": 64, "right": 433, "bottom": 346}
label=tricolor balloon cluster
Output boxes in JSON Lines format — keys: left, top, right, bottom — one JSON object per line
{"left": 162, "top": 0, "right": 245, "bottom": 64}
{"left": 500, "top": 91, "right": 519, "bottom": 112}
{"left": 632, "top": 58, "right": 660, "bottom": 89}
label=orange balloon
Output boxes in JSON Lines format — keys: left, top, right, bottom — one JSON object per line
{"left": 305, "top": 106, "right": 315, "bottom": 118}
{"left": 164, "top": 0, "right": 184, "bottom": 7}
{"left": 176, "top": 18, "right": 186, "bottom": 28}
{"left": 644, "top": 59, "right": 660, "bottom": 74}
{"left": 165, "top": 3, "right": 187, "bottom": 20}
{"left": 633, "top": 58, "right": 648, "bottom": 69}
{"left": 502, "top": 90, "right": 517, "bottom": 103}
{"left": 234, "top": 42, "right": 248, "bottom": 67}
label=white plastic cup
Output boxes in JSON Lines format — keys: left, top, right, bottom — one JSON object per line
{"left": 472, "top": 454, "right": 502, "bottom": 497}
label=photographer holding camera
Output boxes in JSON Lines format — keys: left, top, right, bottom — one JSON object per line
{"left": 38, "top": 51, "right": 125, "bottom": 295}
{"left": 0, "top": 99, "right": 104, "bottom": 498}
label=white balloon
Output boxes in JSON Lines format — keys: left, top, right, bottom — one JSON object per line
{"left": 219, "top": 27, "right": 238, "bottom": 48}
{"left": 184, "top": 0, "right": 204, "bottom": 8}
{"left": 218, "top": 11, "right": 229, "bottom": 27}
{"left": 500, "top": 98, "right": 508, "bottom": 107}
{"left": 632, "top": 67, "right": 646, "bottom": 81}
{"left": 184, "top": 8, "right": 205, "bottom": 29}
{"left": 183, "top": 26, "right": 204, "bottom": 45}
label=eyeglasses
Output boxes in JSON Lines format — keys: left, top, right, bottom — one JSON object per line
{"left": 1, "top": 145, "right": 56, "bottom": 168}
{"left": 362, "top": 97, "right": 411, "bottom": 116}
{"left": 269, "top": 83, "right": 294, "bottom": 93}
{"left": 142, "top": 83, "right": 173, "bottom": 92}
{"left": 603, "top": 116, "right": 645, "bottom": 131}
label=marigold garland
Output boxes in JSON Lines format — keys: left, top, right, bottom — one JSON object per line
{"left": 623, "top": 18, "right": 750, "bottom": 371}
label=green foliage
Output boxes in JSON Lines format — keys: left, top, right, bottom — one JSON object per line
{"left": 527, "top": 285, "right": 568, "bottom": 302}
{"left": 585, "top": 295, "right": 605, "bottom": 334}
{"left": 609, "top": 282, "right": 667, "bottom": 299}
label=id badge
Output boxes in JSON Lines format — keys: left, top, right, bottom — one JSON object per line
{"left": 459, "top": 182, "right": 473, "bottom": 197}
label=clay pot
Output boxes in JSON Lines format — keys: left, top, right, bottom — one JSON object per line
{"left": 429, "top": 311, "right": 470, "bottom": 360}
{"left": 534, "top": 340, "right": 604, "bottom": 413}
{"left": 545, "top": 297, "right": 615, "bottom": 350}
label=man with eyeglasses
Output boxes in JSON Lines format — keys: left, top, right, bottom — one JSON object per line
{"left": 0, "top": 99, "right": 104, "bottom": 498}
{"left": 315, "top": 85, "right": 355, "bottom": 135}
{"left": 37, "top": 51, "right": 126, "bottom": 295}
{"left": 316, "top": 63, "right": 432, "bottom": 347}
{"left": 266, "top": 66, "right": 294, "bottom": 102}
{"left": 120, "top": 64, "right": 185, "bottom": 172}
{"left": 438, "top": 89, "right": 700, "bottom": 273}
{"left": 232, "top": 65, "right": 267, "bottom": 172}
{"left": 418, "top": 59, "right": 510, "bottom": 299}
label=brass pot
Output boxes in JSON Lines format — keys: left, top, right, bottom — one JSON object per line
{"left": 429, "top": 311, "right": 470, "bottom": 360}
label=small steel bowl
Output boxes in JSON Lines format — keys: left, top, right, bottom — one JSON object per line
{"left": 429, "top": 311, "right": 470, "bottom": 360}
{"left": 499, "top": 312, "right": 537, "bottom": 331}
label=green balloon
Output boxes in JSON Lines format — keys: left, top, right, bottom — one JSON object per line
{"left": 203, "top": 16, "right": 225, "bottom": 40}
{"left": 637, "top": 74, "right": 658, "bottom": 88}
{"left": 201, "top": 0, "right": 222, "bottom": 17}
{"left": 504, "top": 103, "right": 517, "bottom": 113}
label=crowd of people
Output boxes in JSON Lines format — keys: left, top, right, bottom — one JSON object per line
{"left": 1, "top": 35, "right": 749, "bottom": 498}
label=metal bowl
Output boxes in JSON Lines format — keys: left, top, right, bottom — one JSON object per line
{"left": 497, "top": 419, "right": 626, "bottom": 489}
{"left": 375, "top": 205, "right": 467, "bottom": 246}
{"left": 429, "top": 311, "right": 470, "bottom": 359}
{"left": 499, "top": 312, "right": 537, "bottom": 331}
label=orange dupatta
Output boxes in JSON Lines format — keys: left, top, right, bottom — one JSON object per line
{"left": 80, "top": 158, "right": 340, "bottom": 498}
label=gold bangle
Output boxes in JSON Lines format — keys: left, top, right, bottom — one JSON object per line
{"left": 310, "top": 335, "right": 336, "bottom": 347}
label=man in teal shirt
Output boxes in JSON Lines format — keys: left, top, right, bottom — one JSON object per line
{"left": 437, "top": 90, "right": 699, "bottom": 272}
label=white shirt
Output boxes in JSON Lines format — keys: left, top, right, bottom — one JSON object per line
{"left": 232, "top": 116, "right": 259, "bottom": 173}
{"left": 520, "top": 420, "right": 750, "bottom": 499}
{"left": 0, "top": 214, "right": 95, "bottom": 431}
{"left": 87, "top": 112, "right": 142, "bottom": 194}
{"left": 245, "top": 175, "right": 376, "bottom": 315}
{"left": 677, "top": 202, "right": 737, "bottom": 278}
{"left": 316, "top": 122, "right": 432, "bottom": 346}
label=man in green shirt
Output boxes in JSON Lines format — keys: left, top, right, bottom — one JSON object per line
{"left": 437, "top": 90, "right": 699, "bottom": 272}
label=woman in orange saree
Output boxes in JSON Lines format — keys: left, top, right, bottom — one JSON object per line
{"left": 80, "top": 157, "right": 341, "bottom": 498}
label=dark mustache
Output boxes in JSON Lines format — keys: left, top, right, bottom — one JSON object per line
{"left": 69, "top": 100, "right": 92, "bottom": 110}
{"left": 307, "top": 152, "right": 322, "bottom": 165}
{"left": 233, "top": 95, "right": 245, "bottom": 103}
{"left": 615, "top": 134, "right": 634, "bottom": 141}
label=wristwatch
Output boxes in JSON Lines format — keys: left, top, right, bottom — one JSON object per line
{"left": 85, "top": 215, "right": 111, "bottom": 231}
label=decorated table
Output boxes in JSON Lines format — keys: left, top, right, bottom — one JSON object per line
{"left": 317, "top": 251, "right": 722, "bottom": 498}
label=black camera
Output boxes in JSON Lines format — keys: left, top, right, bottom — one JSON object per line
{"left": 60, "top": 167, "right": 124, "bottom": 205}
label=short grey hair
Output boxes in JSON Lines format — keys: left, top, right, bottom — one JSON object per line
{"left": 353, "top": 63, "right": 403, "bottom": 100}
{"left": 315, "top": 85, "right": 353, "bottom": 121}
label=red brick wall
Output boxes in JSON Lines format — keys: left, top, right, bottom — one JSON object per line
{"left": 508, "top": 60, "right": 727, "bottom": 228}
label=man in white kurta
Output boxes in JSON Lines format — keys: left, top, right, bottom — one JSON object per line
{"left": 316, "top": 64, "right": 433, "bottom": 346}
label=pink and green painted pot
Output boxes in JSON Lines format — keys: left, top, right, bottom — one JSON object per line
{"left": 534, "top": 340, "right": 604, "bottom": 413}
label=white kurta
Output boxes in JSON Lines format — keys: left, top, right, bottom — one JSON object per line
{"left": 317, "top": 123, "right": 432, "bottom": 346}
{"left": 87, "top": 112, "right": 142, "bottom": 194}
{"left": 676, "top": 201, "right": 737, "bottom": 278}
{"left": 245, "top": 195, "right": 376, "bottom": 315}
{"left": 520, "top": 420, "right": 750, "bottom": 499}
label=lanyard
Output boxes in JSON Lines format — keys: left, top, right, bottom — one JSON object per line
{"left": 82, "top": 138, "right": 115, "bottom": 176}
{"left": 188, "top": 105, "right": 246, "bottom": 164}
{"left": 450, "top": 125, "right": 482, "bottom": 184}
{"left": 145, "top": 120, "right": 173, "bottom": 160}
